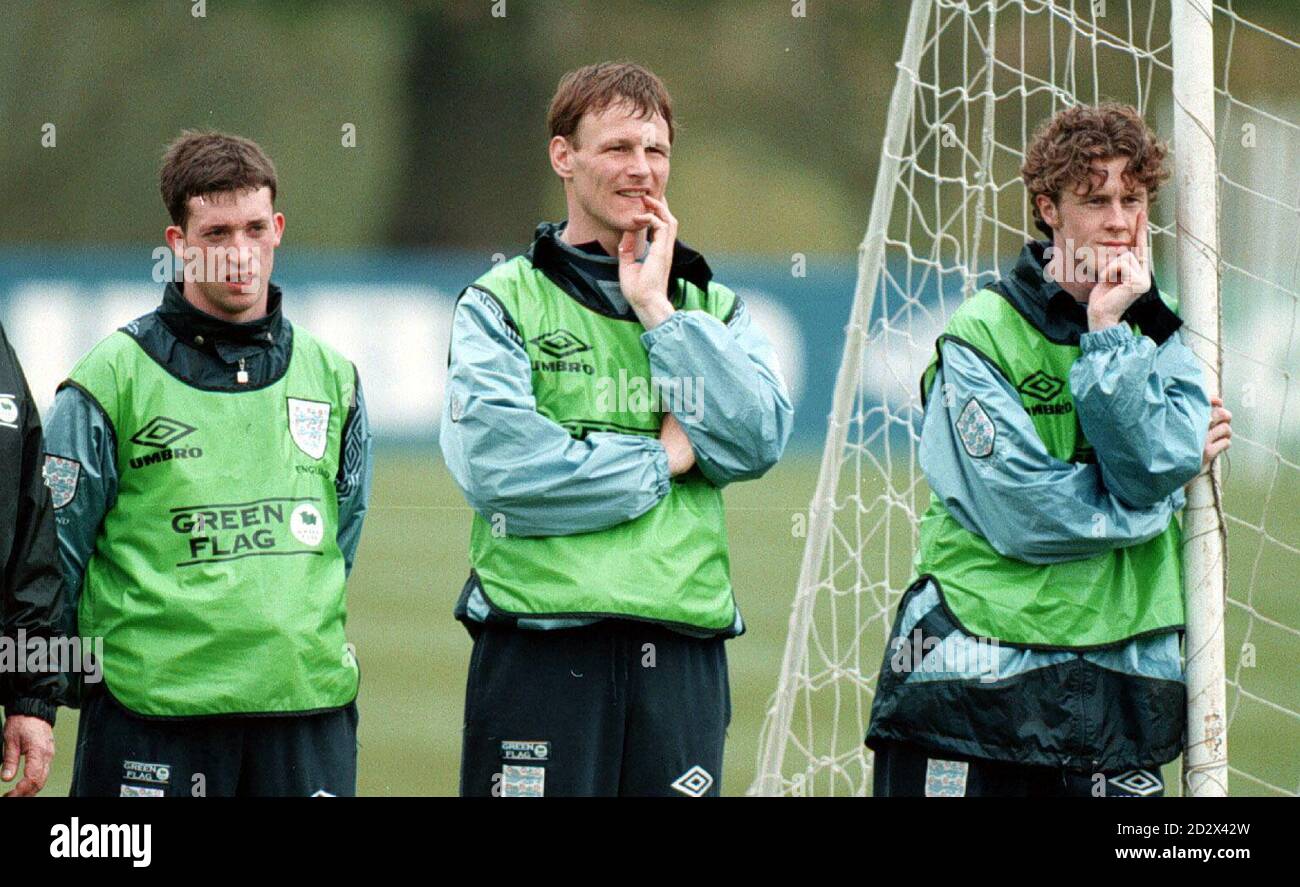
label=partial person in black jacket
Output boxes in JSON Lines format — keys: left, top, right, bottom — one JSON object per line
{"left": 0, "top": 321, "right": 63, "bottom": 796}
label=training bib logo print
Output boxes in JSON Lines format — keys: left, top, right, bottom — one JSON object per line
{"left": 1017, "top": 370, "right": 1066, "bottom": 402}
{"left": 288, "top": 398, "right": 331, "bottom": 460}
{"left": 956, "top": 398, "right": 995, "bottom": 458}
{"left": 43, "top": 455, "right": 81, "bottom": 509}
{"left": 173, "top": 498, "right": 327, "bottom": 566}
{"left": 530, "top": 328, "right": 590, "bottom": 358}
{"left": 290, "top": 503, "right": 325, "bottom": 546}
{"left": 131, "top": 416, "right": 197, "bottom": 449}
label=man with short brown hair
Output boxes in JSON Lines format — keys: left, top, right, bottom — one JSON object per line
{"left": 45, "top": 130, "right": 373, "bottom": 796}
{"left": 442, "top": 61, "right": 792, "bottom": 796}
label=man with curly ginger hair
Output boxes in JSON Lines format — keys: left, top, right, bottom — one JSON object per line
{"left": 865, "top": 103, "right": 1233, "bottom": 796}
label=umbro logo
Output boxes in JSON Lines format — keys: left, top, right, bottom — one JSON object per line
{"left": 670, "top": 765, "right": 714, "bottom": 797}
{"left": 1107, "top": 769, "right": 1163, "bottom": 797}
{"left": 1017, "top": 371, "right": 1065, "bottom": 403}
{"left": 131, "top": 416, "right": 197, "bottom": 449}
{"left": 530, "top": 329, "right": 591, "bottom": 359}
{"left": 128, "top": 417, "right": 202, "bottom": 470}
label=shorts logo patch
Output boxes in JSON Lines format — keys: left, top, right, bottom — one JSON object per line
{"left": 500, "top": 740, "right": 550, "bottom": 762}
{"left": 287, "top": 397, "right": 331, "bottom": 460}
{"left": 1107, "top": 769, "right": 1163, "bottom": 797}
{"left": 501, "top": 765, "right": 545, "bottom": 797}
{"left": 924, "top": 758, "right": 969, "bottom": 797}
{"left": 670, "top": 765, "right": 714, "bottom": 797}
{"left": 43, "top": 455, "right": 81, "bottom": 509}
{"left": 956, "top": 398, "right": 995, "bottom": 458}
{"left": 0, "top": 394, "right": 17, "bottom": 428}
{"left": 119, "top": 784, "right": 164, "bottom": 797}
{"left": 122, "top": 760, "right": 171, "bottom": 785}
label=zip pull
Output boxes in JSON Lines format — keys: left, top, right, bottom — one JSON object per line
{"left": 236, "top": 357, "right": 249, "bottom": 385}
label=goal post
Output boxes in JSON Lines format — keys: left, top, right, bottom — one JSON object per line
{"left": 1171, "top": 0, "right": 1227, "bottom": 799}
{"left": 752, "top": 0, "right": 1298, "bottom": 798}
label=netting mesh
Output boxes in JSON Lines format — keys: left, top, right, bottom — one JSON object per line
{"left": 753, "top": 0, "right": 1298, "bottom": 797}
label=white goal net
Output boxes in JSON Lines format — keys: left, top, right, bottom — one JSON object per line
{"left": 753, "top": 0, "right": 1298, "bottom": 797}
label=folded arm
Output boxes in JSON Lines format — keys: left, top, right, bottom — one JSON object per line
{"left": 921, "top": 339, "right": 1181, "bottom": 564}
{"left": 1069, "top": 325, "right": 1209, "bottom": 507}
{"left": 641, "top": 295, "right": 793, "bottom": 487}
{"left": 439, "top": 287, "right": 671, "bottom": 538}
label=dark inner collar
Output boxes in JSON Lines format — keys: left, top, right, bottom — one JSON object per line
{"left": 997, "top": 240, "right": 1182, "bottom": 346}
{"left": 529, "top": 221, "right": 714, "bottom": 291}
{"left": 157, "top": 281, "right": 284, "bottom": 351}
{"left": 570, "top": 238, "right": 613, "bottom": 258}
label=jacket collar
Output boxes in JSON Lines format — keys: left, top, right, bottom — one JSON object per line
{"left": 992, "top": 240, "right": 1182, "bottom": 346}
{"left": 525, "top": 221, "right": 714, "bottom": 318}
{"left": 157, "top": 281, "right": 285, "bottom": 361}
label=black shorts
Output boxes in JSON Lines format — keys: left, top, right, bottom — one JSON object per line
{"left": 69, "top": 684, "right": 359, "bottom": 797}
{"left": 460, "top": 620, "right": 730, "bottom": 797}
{"left": 872, "top": 740, "right": 1166, "bottom": 797}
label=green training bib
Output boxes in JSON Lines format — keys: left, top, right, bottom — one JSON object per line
{"left": 66, "top": 326, "right": 358, "bottom": 716}
{"left": 915, "top": 288, "right": 1184, "bottom": 649}
{"left": 463, "top": 256, "right": 741, "bottom": 634}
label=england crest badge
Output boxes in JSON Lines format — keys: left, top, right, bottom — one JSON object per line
{"left": 287, "top": 398, "right": 331, "bottom": 460}
{"left": 956, "top": 398, "right": 995, "bottom": 459}
{"left": 43, "top": 455, "right": 81, "bottom": 509}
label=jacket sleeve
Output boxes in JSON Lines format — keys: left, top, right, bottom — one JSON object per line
{"left": 1069, "top": 325, "right": 1209, "bottom": 507}
{"left": 439, "top": 286, "right": 672, "bottom": 538}
{"left": 41, "top": 385, "right": 116, "bottom": 653}
{"left": 920, "top": 338, "right": 1182, "bottom": 564}
{"left": 1, "top": 336, "right": 64, "bottom": 725}
{"left": 335, "top": 366, "right": 373, "bottom": 578}
{"left": 640, "top": 295, "right": 794, "bottom": 487}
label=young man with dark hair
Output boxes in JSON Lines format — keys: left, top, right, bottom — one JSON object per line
{"left": 442, "top": 61, "right": 793, "bottom": 797}
{"left": 0, "top": 323, "right": 63, "bottom": 796}
{"left": 866, "top": 103, "right": 1232, "bottom": 797}
{"left": 44, "top": 130, "right": 374, "bottom": 797}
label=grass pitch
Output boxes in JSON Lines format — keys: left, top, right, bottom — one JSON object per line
{"left": 37, "top": 451, "right": 1295, "bottom": 796}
